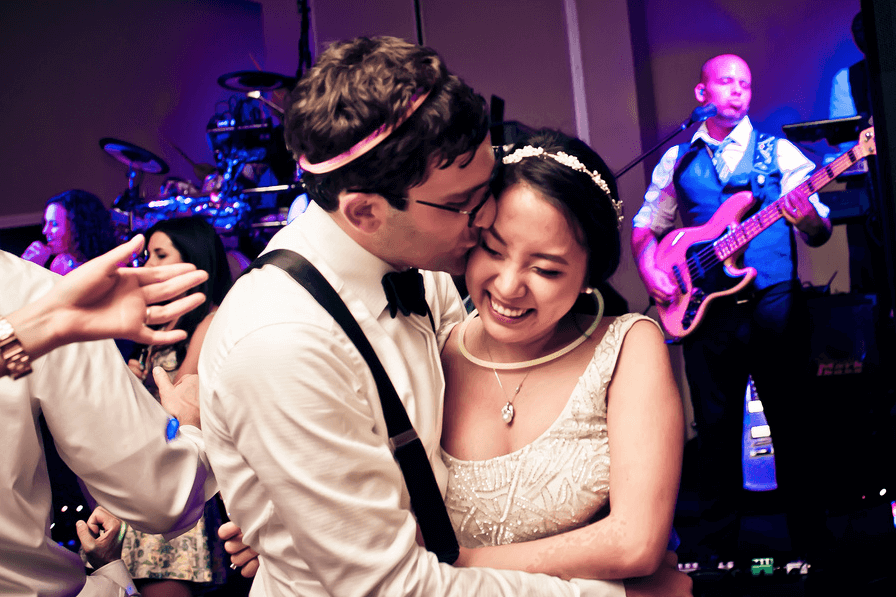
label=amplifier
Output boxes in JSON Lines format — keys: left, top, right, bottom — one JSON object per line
{"left": 819, "top": 187, "right": 871, "bottom": 223}
{"left": 806, "top": 292, "right": 878, "bottom": 376}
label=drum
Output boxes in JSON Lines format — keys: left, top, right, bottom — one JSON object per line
{"left": 128, "top": 193, "right": 252, "bottom": 235}
{"left": 187, "top": 193, "right": 252, "bottom": 233}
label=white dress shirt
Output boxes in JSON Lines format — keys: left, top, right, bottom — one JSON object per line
{"left": 827, "top": 66, "right": 861, "bottom": 162}
{"left": 634, "top": 116, "right": 829, "bottom": 236}
{"left": 830, "top": 68, "right": 857, "bottom": 120}
{"left": 199, "top": 201, "right": 625, "bottom": 597}
{"left": 0, "top": 251, "right": 215, "bottom": 597}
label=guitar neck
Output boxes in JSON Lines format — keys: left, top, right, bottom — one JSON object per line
{"left": 714, "top": 144, "right": 867, "bottom": 258}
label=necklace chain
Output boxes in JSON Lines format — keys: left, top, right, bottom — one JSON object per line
{"left": 488, "top": 351, "right": 533, "bottom": 425}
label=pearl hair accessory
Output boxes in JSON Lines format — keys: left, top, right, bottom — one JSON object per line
{"left": 502, "top": 145, "right": 623, "bottom": 227}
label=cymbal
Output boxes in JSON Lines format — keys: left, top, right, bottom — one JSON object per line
{"left": 100, "top": 138, "right": 169, "bottom": 175}
{"left": 217, "top": 70, "right": 296, "bottom": 92}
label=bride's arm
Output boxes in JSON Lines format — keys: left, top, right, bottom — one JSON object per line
{"left": 455, "top": 319, "right": 684, "bottom": 580}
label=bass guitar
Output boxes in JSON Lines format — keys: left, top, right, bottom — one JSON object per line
{"left": 655, "top": 127, "right": 875, "bottom": 339}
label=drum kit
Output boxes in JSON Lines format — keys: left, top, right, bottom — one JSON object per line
{"left": 105, "top": 70, "right": 303, "bottom": 254}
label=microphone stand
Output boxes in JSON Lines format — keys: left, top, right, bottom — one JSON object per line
{"left": 614, "top": 105, "right": 716, "bottom": 178}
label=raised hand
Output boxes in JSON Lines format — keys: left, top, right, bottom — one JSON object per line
{"left": 21, "top": 240, "right": 53, "bottom": 265}
{"left": 16, "top": 235, "right": 209, "bottom": 351}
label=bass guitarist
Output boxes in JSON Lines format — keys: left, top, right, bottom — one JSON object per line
{"left": 631, "top": 54, "right": 832, "bottom": 566}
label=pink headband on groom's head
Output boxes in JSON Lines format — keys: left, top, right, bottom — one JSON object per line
{"left": 298, "top": 89, "right": 432, "bottom": 174}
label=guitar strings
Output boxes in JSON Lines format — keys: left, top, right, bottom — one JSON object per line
{"left": 684, "top": 198, "right": 784, "bottom": 276}
{"left": 681, "top": 143, "right": 861, "bottom": 285}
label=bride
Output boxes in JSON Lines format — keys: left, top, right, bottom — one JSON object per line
{"left": 442, "top": 129, "right": 683, "bottom": 580}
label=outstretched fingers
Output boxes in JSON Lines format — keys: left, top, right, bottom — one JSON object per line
{"left": 132, "top": 266, "right": 209, "bottom": 305}
{"left": 138, "top": 294, "right": 206, "bottom": 345}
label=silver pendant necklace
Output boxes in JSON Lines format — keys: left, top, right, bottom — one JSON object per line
{"left": 492, "top": 368, "right": 532, "bottom": 424}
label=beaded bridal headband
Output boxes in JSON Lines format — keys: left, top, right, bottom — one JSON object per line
{"left": 502, "top": 145, "right": 624, "bottom": 227}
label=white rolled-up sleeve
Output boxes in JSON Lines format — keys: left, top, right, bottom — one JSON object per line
{"left": 633, "top": 145, "right": 681, "bottom": 236}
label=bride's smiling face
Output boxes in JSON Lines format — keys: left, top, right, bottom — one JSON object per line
{"left": 465, "top": 182, "right": 589, "bottom": 350}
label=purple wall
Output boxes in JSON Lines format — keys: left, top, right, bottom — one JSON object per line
{"left": 0, "top": 0, "right": 266, "bottom": 228}
{"left": 1, "top": 0, "right": 865, "bottom": 295}
{"left": 637, "top": 0, "right": 863, "bottom": 177}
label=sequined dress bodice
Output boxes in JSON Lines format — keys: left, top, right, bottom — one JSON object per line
{"left": 441, "top": 314, "right": 654, "bottom": 547}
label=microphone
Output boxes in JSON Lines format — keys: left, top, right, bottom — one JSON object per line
{"left": 688, "top": 103, "right": 717, "bottom": 125}
{"left": 613, "top": 103, "right": 718, "bottom": 178}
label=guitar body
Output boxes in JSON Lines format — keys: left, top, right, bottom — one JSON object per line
{"left": 650, "top": 126, "right": 875, "bottom": 339}
{"left": 655, "top": 190, "right": 759, "bottom": 338}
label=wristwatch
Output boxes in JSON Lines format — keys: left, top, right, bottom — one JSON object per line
{"left": 0, "top": 317, "right": 33, "bottom": 379}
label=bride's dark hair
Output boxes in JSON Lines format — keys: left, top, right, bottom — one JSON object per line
{"left": 495, "top": 129, "right": 621, "bottom": 289}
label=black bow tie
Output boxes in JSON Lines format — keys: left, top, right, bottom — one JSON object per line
{"left": 382, "top": 269, "right": 428, "bottom": 318}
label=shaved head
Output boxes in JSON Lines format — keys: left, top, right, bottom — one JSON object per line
{"left": 700, "top": 54, "right": 750, "bottom": 84}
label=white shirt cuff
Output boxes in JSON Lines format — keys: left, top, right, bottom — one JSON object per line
{"left": 79, "top": 560, "right": 139, "bottom": 596}
{"left": 570, "top": 577, "right": 626, "bottom": 597}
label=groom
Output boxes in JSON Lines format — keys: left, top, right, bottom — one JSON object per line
{"left": 200, "top": 36, "right": 690, "bottom": 596}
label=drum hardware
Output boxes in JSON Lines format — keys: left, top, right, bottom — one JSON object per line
{"left": 206, "top": 120, "right": 276, "bottom": 172}
{"left": 240, "top": 183, "right": 301, "bottom": 194}
{"left": 128, "top": 191, "right": 253, "bottom": 236}
{"left": 248, "top": 206, "right": 290, "bottom": 232}
{"left": 208, "top": 78, "right": 296, "bottom": 189}
{"left": 250, "top": 218, "right": 286, "bottom": 229}
{"left": 100, "top": 138, "right": 170, "bottom": 175}
{"left": 100, "top": 138, "right": 170, "bottom": 225}
{"left": 246, "top": 90, "right": 285, "bottom": 115}
{"left": 164, "top": 138, "right": 217, "bottom": 183}
{"left": 216, "top": 70, "right": 296, "bottom": 93}
{"left": 218, "top": 71, "right": 291, "bottom": 127}
{"left": 104, "top": 71, "right": 299, "bottom": 246}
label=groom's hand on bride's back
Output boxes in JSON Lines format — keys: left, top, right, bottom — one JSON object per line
{"left": 624, "top": 551, "right": 693, "bottom": 597}
{"left": 219, "top": 521, "right": 259, "bottom": 578}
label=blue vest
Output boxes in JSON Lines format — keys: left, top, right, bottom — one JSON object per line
{"left": 672, "top": 131, "right": 796, "bottom": 289}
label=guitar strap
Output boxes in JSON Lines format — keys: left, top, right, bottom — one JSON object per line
{"left": 750, "top": 131, "right": 778, "bottom": 200}
{"left": 243, "top": 249, "right": 460, "bottom": 564}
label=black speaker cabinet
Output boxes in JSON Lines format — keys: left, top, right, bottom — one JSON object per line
{"left": 861, "top": 0, "right": 896, "bottom": 319}
{"left": 806, "top": 292, "right": 895, "bottom": 509}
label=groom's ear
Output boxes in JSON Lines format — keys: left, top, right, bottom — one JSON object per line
{"left": 340, "top": 191, "right": 388, "bottom": 234}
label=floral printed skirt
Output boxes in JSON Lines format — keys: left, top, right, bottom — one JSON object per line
{"left": 122, "top": 506, "right": 228, "bottom": 584}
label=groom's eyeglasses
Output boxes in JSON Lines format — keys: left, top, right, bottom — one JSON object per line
{"left": 413, "top": 189, "right": 493, "bottom": 228}
{"left": 352, "top": 146, "right": 503, "bottom": 228}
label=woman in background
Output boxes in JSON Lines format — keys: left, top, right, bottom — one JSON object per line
{"left": 127, "top": 216, "right": 231, "bottom": 388}
{"left": 22, "top": 189, "right": 115, "bottom": 275}
{"left": 124, "top": 215, "right": 232, "bottom": 596}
